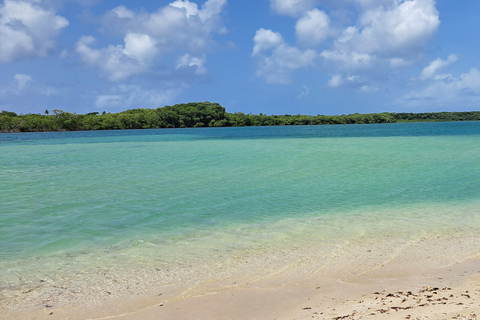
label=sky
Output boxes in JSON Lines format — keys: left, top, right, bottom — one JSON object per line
{"left": 1, "top": 0, "right": 480, "bottom": 116}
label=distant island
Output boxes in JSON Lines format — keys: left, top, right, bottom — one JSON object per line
{"left": 1, "top": 102, "right": 480, "bottom": 133}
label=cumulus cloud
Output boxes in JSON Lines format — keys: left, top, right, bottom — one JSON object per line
{"left": 389, "top": 57, "right": 412, "bottom": 68}
{"left": 123, "top": 33, "right": 158, "bottom": 63}
{"left": 296, "top": 9, "right": 330, "bottom": 48}
{"left": 327, "top": 74, "right": 343, "bottom": 88}
{"left": 75, "top": 33, "right": 158, "bottom": 81}
{"left": 95, "top": 84, "right": 185, "bottom": 110}
{"left": 102, "top": 0, "right": 226, "bottom": 51}
{"left": 77, "top": 0, "right": 227, "bottom": 81}
{"left": 352, "top": 0, "right": 397, "bottom": 9}
{"left": 270, "top": 0, "right": 317, "bottom": 17}
{"left": 252, "top": 28, "right": 284, "bottom": 56}
{"left": 257, "top": 0, "right": 441, "bottom": 90}
{"left": 420, "top": 54, "right": 458, "bottom": 80}
{"left": 400, "top": 68, "right": 480, "bottom": 108}
{"left": 110, "top": 5, "right": 135, "bottom": 19}
{"left": 321, "top": 50, "right": 373, "bottom": 70}
{"left": 326, "top": 0, "right": 439, "bottom": 90}
{"left": 252, "top": 28, "right": 317, "bottom": 84}
{"left": 170, "top": 0, "right": 200, "bottom": 17}
{"left": 324, "top": 0, "right": 440, "bottom": 69}
{"left": 0, "top": 0, "right": 68, "bottom": 62}
{"left": 75, "top": 36, "right": 101, "bottom": 64}
{"left": 399, "top": 55, "right": 480, "bottom": 109}
{"left": 327, "top": 73, "right": 378, "bottom": 92}
{"left": 176, "top": 54, "right": 207, "bottom": 75}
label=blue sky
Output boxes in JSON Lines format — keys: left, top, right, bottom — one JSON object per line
{"left": 1, "top": 0, "right": 479, "bottom": 116}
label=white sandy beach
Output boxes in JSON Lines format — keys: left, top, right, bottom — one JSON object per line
{"left": 4, "top": 231, "right": 480, "bottom": 320}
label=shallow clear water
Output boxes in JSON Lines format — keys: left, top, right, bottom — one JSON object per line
{"left": 1, "top": 122, "right": 480, "bottom": 309}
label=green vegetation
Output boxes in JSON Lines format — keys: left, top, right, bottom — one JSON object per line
{"left": 391, "top": 111, "right": 480, "bottom": 123}
{"left": 1, "top": 102, "right": 480, "bottom": 133}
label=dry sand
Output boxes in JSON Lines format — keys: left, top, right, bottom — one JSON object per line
{"left": 8, "top": 258, "right": 480, "bottom": 320}
{"left": 3, "top": 233, "right": 480, "bottom": 320}
{"left": 101, "top": 258, "right": 480, "bottom": 320}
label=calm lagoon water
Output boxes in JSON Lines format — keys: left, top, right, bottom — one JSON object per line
{"left": 1, "top": 122, "right": 480, "bottom": 309}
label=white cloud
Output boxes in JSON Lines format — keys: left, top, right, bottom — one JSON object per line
{"left": 389, "top": 57, "right": 412, "bottom": 68}
{"left": 326, "top": 0, "right": 439, "bottom": 68}
{"left": 0, "top": 74, "right": 58, "bottom": 98}
{"left": 47, "top": 0, "right": 102, "bottom": 7}
{"left": 170, "top": 0, "right": 226, "bottom": 21}
{"left": 170, "top": 0, "right": 199, "bottom": 18}
{"left": 78, "top": 0, "right": 226, "bottom": 81}
{"left": 352, "top": 0, "right": 397, "bottom": 9}
{"left": 75, "top": 33, "right": 158, "bottom": 81}
{"left": 123, "top": 33, "right": 158, "bottom": 63}
{"left": 359, "top": 84, "right": 379, "bottom": 93}
{"left": 252, "top": 29, "right": 317, "bottom": 84}
{"left": 420, "top": 54, "right": 458, "bottom": 80}
{"left": 75, "top": 36, "right": 101, "bottom": 64}
{"left": 95, "top": 85, "right": 184, "bottom": 110}
{"left": 95, "top": 95, "right": 122, "bottom": 109}
{"left": 197, "top": 0, "right": 227, "bottom": 22}
{"left": 337, "top": 26, "right": 358, "bottom": 44}
{"left": 326, "top": 0, "right": 439, "bottom": 89}
{"left": 111, "top": 5, "right": 135, "bottom": 19}
{"left": 321, "top": 50, "right": 373, "bottom": 70}
{"left": 252, "top": 28, "right": 283, "bottom": 56}
{"left": 0, "top": 0, "right": 68, "bottom": 62}
{"left": 327, "top": 73, "right": 378, "bottom": 92}
{"left": 297, "top": 84, "right": 310, "bottom": 98}
{"left": 327, "top": 74, "right": 343, "bottom": 88}
{"left": 270, "top": 0, "right": 316, "bottom": 17}
{"left": 256, "top": 46, "right": 317, "bottom": 84}
{"left": 257, "top": 0, "right": 441, "bottom": 91}
{"left": 103, "top": 0, "right": 226, "bottom": 51}
{"left": 14, "top": 74, "right": 33, "bottom": 91}
{"left": 399, "top": 68, "right": 480, "bottom": 108}
{"left": 295, "top": 9, "right": 330, "bottom": 48}
{"left": 0, "top": 74, "right": 33, "bottom": 96}
{"left": 176, "top": 54, "right": 207, "bottom": 74}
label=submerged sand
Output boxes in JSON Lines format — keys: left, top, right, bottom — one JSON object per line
{"left": 3, "top": 230, "right": 480, "bottom": 320}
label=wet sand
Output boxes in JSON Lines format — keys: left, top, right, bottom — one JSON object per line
{"left": 4, "top": 234, "right": 480, "bottom": 320}
{"left": 105, "top": 259, "right": 480, "bottom": 320}
{"left": 12, "top": 258, "right": 480, "bottom": 320}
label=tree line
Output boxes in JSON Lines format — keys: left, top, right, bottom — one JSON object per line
{"left": 1, "top": 102, "right": 480, "bottom": 133}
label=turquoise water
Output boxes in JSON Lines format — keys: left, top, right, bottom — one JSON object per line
{"left": 1, "top": 122, "right": 480, "bottom": 310}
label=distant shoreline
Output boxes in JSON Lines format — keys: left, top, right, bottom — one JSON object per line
{"left": 2, "top": 102, "right": 480, "bottom": 133}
